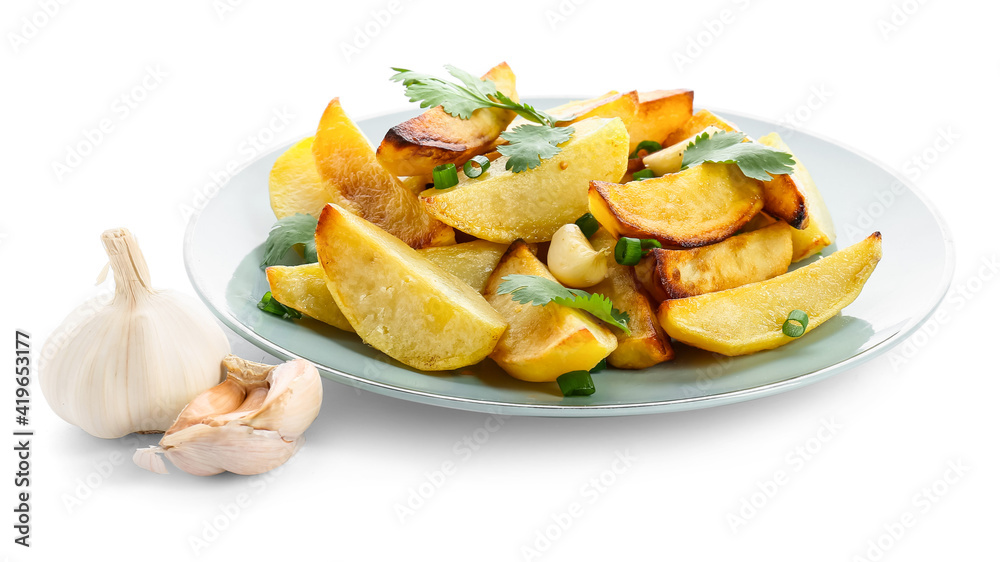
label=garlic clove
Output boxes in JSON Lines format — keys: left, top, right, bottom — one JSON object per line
{"left": 548, "top": 223, "right": 610, "bottom": 288}
{"left": 134, "top": 355, "right": 322, "bottom": 476}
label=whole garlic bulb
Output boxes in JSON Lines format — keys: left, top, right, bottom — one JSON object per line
{"left": 40, "top": 228, "right": 230, "bottom": 439}
{"left": 134, "top": 355, "right": 323, "bottom": 476}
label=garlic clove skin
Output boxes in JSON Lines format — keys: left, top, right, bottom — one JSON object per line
{"left": 134, "top": 355, "right": 322, "bottom": 476}
{"left": 40, "top": 228, "right": 230, "bottom": 439}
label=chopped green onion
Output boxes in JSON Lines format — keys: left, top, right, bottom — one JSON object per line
{"left": 462, "top": 155, "right": 490, "bottom": 178}
{"left": 615, "top": 237, "right": 643, "bottom": 266}
{"left": 557, "top": 370, "right": 596, "bottom": 397}
{"left": 575, "top": 212, "right": 600, "bottom": 238}
{"left": 432, "top": 163, "right": 459, "bottom": 189}
{"left": 632, "top": 169, "right": 656, "bottom": 180}
{"left": 630, "top": 140, "right": 662, "bottom": 159}
{"left": 257, "top": 291, "right": 301, "bottom": 320}
{"left": 640, "top": 239, "right": 662, "bottom": 251}
{"left": 782, "top": 309, "right": 809, "bottom": 337}
{"left": 591, "top": 358, "right": 607, "bottom": 373}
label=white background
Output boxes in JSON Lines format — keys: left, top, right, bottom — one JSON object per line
{"left": 3, "top": 0, "right": 998, "bottom": 560}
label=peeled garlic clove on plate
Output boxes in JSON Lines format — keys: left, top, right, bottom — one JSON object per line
{"left": 134, "top": 355, "right": 323, "bottom": 476}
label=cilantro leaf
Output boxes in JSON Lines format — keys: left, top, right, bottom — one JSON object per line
{"left": 496, "top": 274, "right": 630, "bottom": 334}
{"left": 260, "top": 213, "right": 318, "bottom": 268}
{"left": 390, "top": 65, "right": 557, "bottom": 126}
{"left": 497, "top": 124, "right": 575, "bottom": 173}
{"left": 681, "top": 131, "right": 796, "bottom": 181}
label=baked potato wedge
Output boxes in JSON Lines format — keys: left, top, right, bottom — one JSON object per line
{"left": 269, "top": 137, "right": 349, "bottom": 220}
{"left": 416, "top": 240, "right": 508, "bottom": 293}
{"left": 267, "top": 240, "right": 508, "bottom": 332}
{"left": 484, "top": 241, "right": 618, "bottom": 382}
{"left": 590, "top": 229, "right": 673, "bottom": 369}
{"left": 589, "top": 162, "right": 764, "bottom": 248}
{"left": 377, "top": 62, "right": 520, "bottom": 177}
{"left": 637, "top": 222, "right": 793, "bottom": 301}
{"left": 420, "top": 117, "right": 629, "bottom": 243}
{"left": 266, "top": 263, "right": 354, "bottom": 332}
{"left": 627, "top": 89, "right": 694, "bottom": 153}
{"left": 316, "top": 204, "right": 506, "bottom": 371}
{"left": 663, "top": 109, "right": 739, "bottom": 146}
{"left": 658, "top": 233, "right": 882, "bottom": 356}
{"left": 642, "top": 125, "right": 722, "bottom": 176}
{"left": 547, "top": 91, "right": 639, "bottom": 130}
{"left": 758, "top": 132, "right": 836, "bottom": 261}
{"left": 313, "top": 98, "right": 454, "bottom": 249}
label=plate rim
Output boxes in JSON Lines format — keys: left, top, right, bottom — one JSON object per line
{"left": 182, "top": 99, "right": 956, "bottom": 417}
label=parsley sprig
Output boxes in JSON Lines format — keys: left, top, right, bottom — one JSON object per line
{"left": 681, "top": 131, "right": 796, "bottom": 181}
{"left": 260, "top": 213, "right": 318, "bottom": 268}
{"left": 390, "top": 65, "right": 574, "bottom": 173}
{"left": 497, "top": 274, "right": 631, "bottom": 334}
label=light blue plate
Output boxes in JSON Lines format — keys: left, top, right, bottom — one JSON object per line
{"left": 183, "top": 98, "right": 954, "bottom": 417}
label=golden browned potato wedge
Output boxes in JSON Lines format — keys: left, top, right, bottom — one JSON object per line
{"left": 484, "top": 241, "right": 618, "bottom": 382}
{"left": 421, "top": 117, "right": 629, "bottom": 243}
{"left": 642, "top": 125, "right": 722, "bottom": 176}
{"left": 658, "top": 233, "right": 882, "bottom": 356}
{"left": 547, "top": 91, "right": 639, "bottom": 130}
{"left": 589, "top": 163, "right": 764, "bottom": 248}
{"left": 637, "top": 222, "right": 793, "bottom": 301}
{"left": 758, "top": 133, "right": 836, "bottom": 261}
{"left": 589, "top": 229, "right": 673, "bottom": 369}
{"left": 627, "top": 89, "right": 694, "bottom": 153}
{"left": 269, "top": 137, "right": 350, "bottom": 219}
{"left": 739, "top": 212, "right": 779, "bottom": 233}
{"left": 377, "top": 63, "right": 520, "bottom": 178}
{"left": 416, "top": 240, "right": 508, "bottom": 293}
{"left": 266, "top": 263, "right": 354, "bottom": 332}
{"left": 267, "top": 240, "right": 508, "bottom": 332}
{"left": 316, "top": 204, "right": 506, "bottom": 371}
{"left": 663, "top": 109, "right": 739, "bottom": 146}
{"left": 313, "top": 98, "right": 454, "bottom": 249}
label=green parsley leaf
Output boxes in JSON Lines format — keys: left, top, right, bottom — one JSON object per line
{"left": 260, "top": 213, "right": 318, "bottom": 268}
{"left": 257, "top": 291, "right": 302, "bottom": 320}
{"left": 496, "top": 274, "right": 630, "bottom": 334}
{"left": 390, "top": 65, "right": 556, "bottom": 125}
{"left": 497, "top": 124, "right": 575, "bottom": 173}
{"left": 681, "top": 131, "right": 796, "bottom": 181}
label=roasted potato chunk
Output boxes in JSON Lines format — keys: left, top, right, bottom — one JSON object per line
{"left": 377, "top": 62, "right": 520, "bottom": 177}
{"left": 758, "top": 133, "right": 836, "bottom": 261}
{"left": 313, "top": 98, "right": 454, "bottom": 249}
{"left": 484, "top": 241, "right": 618, "bottom": 382}
{"left": 546, "top": 91, "right": 639, "bottom": 130}
{"left": 266, "top": 263, "right": 354, "bottom": 332}
{"left": 658, "top": 233, "right": 882, "bottom": 356}
{"left": 627, "top": 89, "right": 694, "bottom": 153}
{"left": 420, "top": 117, "right": 629, "bottom": 243}
{"left": 637, "top": 222, "right": 793, "bottom": 301}
{"left": 590, "top": 229, "right": 673, "bottom": 369}
{"left": 416, "top": 240, "right": 508, "bottom": 293}
{"left": 589, "top": 163, "right": 764, "bottom": 248}
{"left": 269, "top": 137, "right": 349, "bottom": 220}
{"left": 315, "top": 204, "right": 506, "bottom": 371}
{"left": 663, "top": 109, "right": 739, "bottom": 146}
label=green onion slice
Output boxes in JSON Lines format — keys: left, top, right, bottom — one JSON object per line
{"left": 632, "top": 169, "right": 656, "bottom": 180}
{"left": 591, "top": 358, "right": 607, "bottom": 373}
{"left": 257, "top": 291, "right": 301, "bottom": 320}
{"left": 615, "top": 237, "right": 643, "bottom": 266}
{"left": 462, "top": 155, "right": 490, "bottom": 178}
{"left": 432, "top": 163, "right": 459, "bottom": 189}
{"left": 630, "top": 140, "right": 662, "bottom": 159}
{"left": 557, "top": 370, "right": 596, "bottom": 397}
{"left": 640, "top": 239, "right": 662, "bottom": 251}
{"left": 782, "top": 309, "right": 809, "bottom": 337}
{"left": 575, "top": 212, "right": 600, "bottom": 238}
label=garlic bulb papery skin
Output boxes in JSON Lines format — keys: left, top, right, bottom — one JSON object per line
{"left": 134, "top": 355, "right": 323, "bottom": 476}
{"left": 39, "top": 228, "right": 230, "bottom": 439}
